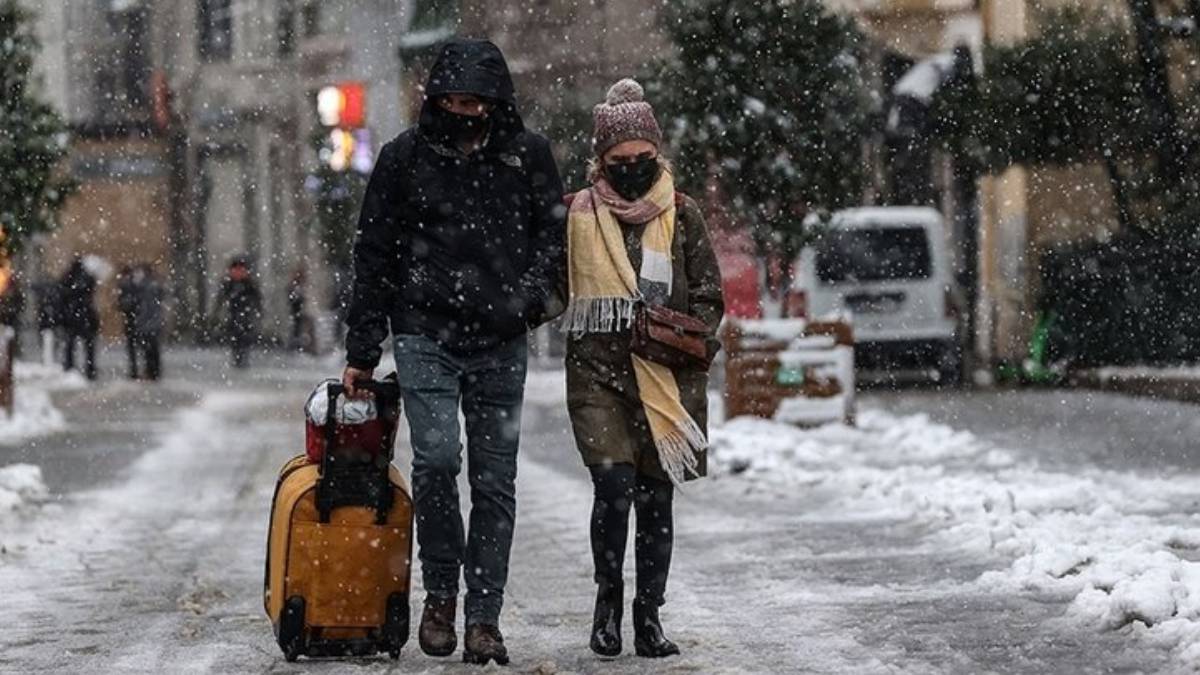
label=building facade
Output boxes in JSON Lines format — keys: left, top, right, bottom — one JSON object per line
{"left": 29, "top": 0, "right": 412, "bottom": 345}
{"left": 28, "top": 0, "right": 175, "bottom": 339}
{"left": 27, "top": 0, "right": 1158, "bottom": 367}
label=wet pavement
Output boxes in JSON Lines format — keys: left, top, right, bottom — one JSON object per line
{"left": 0, "top": 353, "right": 1191, "bottom": 673}
{"left": 869, "top": 386, "right": 1200, "bottom": 475}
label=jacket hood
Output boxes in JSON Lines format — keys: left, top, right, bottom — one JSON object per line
{"left": 419, "top": 38, "right": 524, "bottom": 145}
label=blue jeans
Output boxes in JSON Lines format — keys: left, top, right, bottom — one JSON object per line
{"left": 392, "top": 333, "right": 527, "bottom": 627}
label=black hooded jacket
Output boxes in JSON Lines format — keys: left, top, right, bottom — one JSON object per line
{"left": 345, "top": 39, "right": 565, "bottom": 367}
{"left": 59, "top": 259, "right": 99, "bottom": 335}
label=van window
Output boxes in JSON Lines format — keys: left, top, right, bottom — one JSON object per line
{"left": 816, "top": 227, "right": 931, "bottom": 283}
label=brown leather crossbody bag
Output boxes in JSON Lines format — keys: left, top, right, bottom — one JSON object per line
{"left": 631, "top": 302, "right": 711, "bottom": 370}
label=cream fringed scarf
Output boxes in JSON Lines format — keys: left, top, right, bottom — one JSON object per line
{"left": 563, "top": 170, "right": 706, "bottom": 484}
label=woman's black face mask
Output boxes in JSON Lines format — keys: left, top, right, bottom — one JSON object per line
{"left": 605, "top": 155, "right": 660, "bottom": 201}
{"left": 431, "top": 105, "right": 489, "bottom": 145}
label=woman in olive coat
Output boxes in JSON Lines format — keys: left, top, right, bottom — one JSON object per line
{"left": 557, "top": 78, "right": 724, "bottom": 659}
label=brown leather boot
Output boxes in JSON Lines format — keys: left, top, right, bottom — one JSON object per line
{"left": 462, "top": 623, "right": 509, "bottom": 666}
{"left": 418, "top": 595, "right": 458, "bottom": 657}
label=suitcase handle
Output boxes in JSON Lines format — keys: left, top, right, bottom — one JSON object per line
{"left": 325, "top": 379, "right": 402, "bottom": 403}
{"left": 318, "top": 377, "right": 401, "bottom": 524}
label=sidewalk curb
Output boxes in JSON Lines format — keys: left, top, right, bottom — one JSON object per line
{"left": 1072, "top": 370, "right": 1200, "bottom": 404}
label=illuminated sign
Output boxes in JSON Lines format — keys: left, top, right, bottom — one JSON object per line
{"left": 319, "top": 128, "right": 374, "bottom": 174}
{"left": 317, "top": 82, "right": 365, "bottom": 129}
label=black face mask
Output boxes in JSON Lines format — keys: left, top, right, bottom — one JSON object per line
{"left": 605, "top": 156, "right": 660, "bottom": 201}
{"left": 430, "top": 105, "right": 489, "bottom": 145}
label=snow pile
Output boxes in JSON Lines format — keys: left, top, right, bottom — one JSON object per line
{"left": 711, "top": 409, "right": 998, "bottom": 484}
{"left": 710, "top": 409, "right": 1200, "bottom": 662}
{"left": 977, "top": 497, "right": 1200, "bottom": 661}
{"left": 0, "top": 387, "right": 65, "bottom": 444}
{"left": 0, "top": 464, "right": 48, "bottom": 518}
{"left": 13, "top": 360, "right": 88, "bottom": 391}
{"left": 0, "top": 360, "right": 81, "bottom": 444}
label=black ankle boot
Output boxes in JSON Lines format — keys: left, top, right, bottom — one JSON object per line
{"left": 633, "top": 600, "right": 679, "bottom": 658}
{"left": 590, "top": 583, "right": 623, "bottom": 656}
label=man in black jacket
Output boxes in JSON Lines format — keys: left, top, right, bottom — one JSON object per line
{"left": 341, "top": 39, "right": 564, "bottom": 666}
{"left": 217, "top": 257, "right": 262, "bottom": 369}
{"left": 60, "top": 257, "right": 99, "bottom": 381}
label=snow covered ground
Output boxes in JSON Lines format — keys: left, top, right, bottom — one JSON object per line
{"left": 0, "top": 361, "right": 88, "bottom": 541}
{"left": 0, "top": 355, "right": 1194, "bottom": 673}
{"left": 711, "top": 407, "right": 1200, "bottom": 669}
{"left": 0, "top": 464, "right": 48, "bottom": 525}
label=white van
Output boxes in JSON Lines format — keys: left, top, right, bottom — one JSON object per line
{"left": 786, "top": 207, "right": 962, "bottom": 383}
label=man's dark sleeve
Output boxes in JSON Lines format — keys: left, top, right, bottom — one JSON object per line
{"left": 520, "top": 135, "right": 567, "bottom": 327}
{"left": 345, "top": 140, "right": 404, "bottom": 369}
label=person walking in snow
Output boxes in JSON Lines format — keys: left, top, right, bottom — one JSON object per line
{"left": 59, "top": 256, "right": 100, "bottom": 381}
{"left": 131, "top": 264, "right": 164, "bottom": 380}
{"left": 341, "top": 38, "right": 564, "bottom": 666}
{"left": 116, "top": 265, "right": 140, "bottom": 378}
{"left": 33, "top": 275, "right": 60, "bottom": 367}
{"left": 286, "top": 265, "right": 311, "bottom": 352}
{"left": 556, "top": 78, "right": 724, "bottom": 659}
{"left": 216, "top": 257, "right": 261, "bottom": 369}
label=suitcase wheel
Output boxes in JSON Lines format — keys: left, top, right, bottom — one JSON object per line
{"left": 279, "top": 595, "right": 306, "bottom": 662}
{"left": 383, "top": 591, "right": 409, "bottom": 656}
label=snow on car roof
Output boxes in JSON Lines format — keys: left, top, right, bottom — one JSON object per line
{"left": 806, "top": 206, "right": 944, "bottom": 230}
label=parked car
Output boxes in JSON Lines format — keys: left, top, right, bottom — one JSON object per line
{"left": 785, "top": 207, "right": 963, "bottom": 384}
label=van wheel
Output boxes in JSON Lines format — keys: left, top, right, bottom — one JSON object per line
{"left": 937, "top": 343, "right": 963, "bottom": 387}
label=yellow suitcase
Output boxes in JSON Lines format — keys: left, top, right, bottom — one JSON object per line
{"left": 264, "top": 381, "right": 412, "bottom": 661}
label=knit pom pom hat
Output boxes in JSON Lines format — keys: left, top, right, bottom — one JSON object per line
{"left": 592, "top": 78, "right": 663, "bottom": 157}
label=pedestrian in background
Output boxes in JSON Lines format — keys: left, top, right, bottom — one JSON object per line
{"left": 132, "top": 264, "right": 164, "bottom": 380}
{"left": 116, "top": 265, "right": 140, "bottom": 378}
{"left": 557, "top": 78, "right": 724, "bottom": 659}
{"left": 216, "top": 257, "right": 261, "bottom": 369}
{"left": 59, "top": 256, "right": 100, "bottom": 380}
{"left": 33, "top": 276, "right": 60, "bottom": 367}
{"left": 287, "top": 265, "right": 310, "bottom": 352}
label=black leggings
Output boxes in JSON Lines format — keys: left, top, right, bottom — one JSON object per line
{"left": 589, "top": 463, "right": 674, "bottom": 606}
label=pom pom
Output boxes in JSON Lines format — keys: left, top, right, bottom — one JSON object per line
{"left": 606, "top": 78, "right": 644, "bottom": 106}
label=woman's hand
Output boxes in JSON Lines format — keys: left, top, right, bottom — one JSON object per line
{"left": 342, "top": 366, "right": 375, "bottom": 399}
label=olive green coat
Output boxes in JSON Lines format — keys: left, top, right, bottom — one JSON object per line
{"left": 551, "top": 191, "right": 725, "bottom": 482}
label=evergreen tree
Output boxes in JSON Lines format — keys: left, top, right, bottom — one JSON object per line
{"left": 308, "top": 165, "right": 365, "bottom": 275}
{"left": 939, "top": 7, "right": 1200, "bottom": 365}
{"left": 649, "top": 0, "right": 870, "bottom": 255}
{"left": 0, "top": 0, "right": 72, "bottom": 253}
{"left": 944, "top": 9, "right": 1147, "bottom": 170}
{"left": 933, "top": 7, "right": 1200, "bottom": 235}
